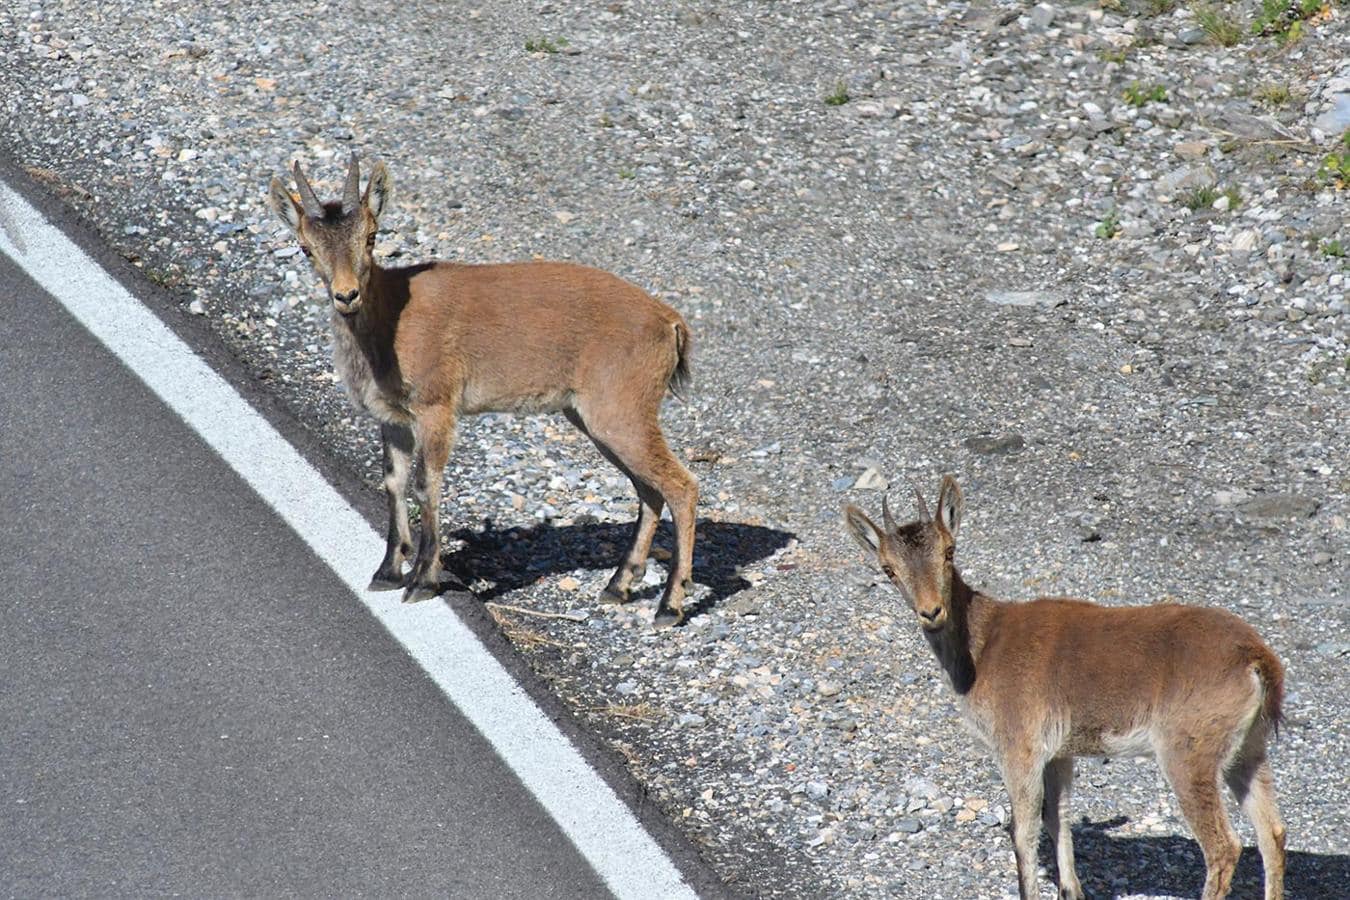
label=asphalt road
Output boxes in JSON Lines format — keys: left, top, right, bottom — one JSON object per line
{"left": 0, "top": 252, "right": 618, "bottom": 897}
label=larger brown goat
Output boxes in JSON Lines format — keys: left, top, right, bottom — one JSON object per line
{"left": 844, "top": 476, "right": 1286, "bottom": 900}
{"left": 268, "top": 155, "right": 698, "bottom": 626}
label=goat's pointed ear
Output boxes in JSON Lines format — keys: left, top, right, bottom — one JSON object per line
{"left": 267, "top": 176, "right": 303, "bottom": 234}
{"left": 363, "top": 161, "right": 391, "bottom": 221}
{"left": 843, "top": 504, "right": 884, "bottom": 558}
{"left": 937, "top": 475, "right": 963, "bottom": 538}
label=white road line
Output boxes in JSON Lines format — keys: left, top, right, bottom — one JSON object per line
{"left": 0, "top": 180, "right": 698, "bottom": 900}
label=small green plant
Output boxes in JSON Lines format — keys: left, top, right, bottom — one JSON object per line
{"left": 1321, "top": 239, "right": 1346, "bottom": 258}
{"left": 824, "top": 81, "right": 850, "bottom": 107}
{"left": 524, "top": 36, "right": 569, "bottom": 53}
{"left": 1194, "top": 2, "right": 1245, "bottom": 46}
{"left": 1099, "top": 46, "right": 1130, "bottom": 64}
{"left": 1319, "top": 135, "right": 1350, "bottom": 186}
{"left": 1146, "top": 0, "right": 1178, "bottom": 15}
{"left": 1123, "top": 82, "right": 1168, "bottom": 107}
{"left": 1222, "top": 186, "right": 1243, "bottom": 210}
{"left": 1181, "top": 185, "right": 1220, "bottom": 210}
{"left": 617, "top": 167, "right": 636, "bottom": 180}
{"left": 1252, "top": 0, "right": 1325, "bottom": 43}
{"left": 1305, "top": 353, "right": 1350, "bottom": 385}
{"left": 1321, "top": 153, "right": 1350, "bottom": 183}
{"left": 1253, "top": 82, "right": 1294, "bottom": 108}
{"left": 1095, "top": 208, "right": 1121, "bottom": 239}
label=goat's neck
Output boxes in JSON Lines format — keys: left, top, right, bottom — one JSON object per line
{"left": 923, "top": 571, "right": 998, "bottom": 696}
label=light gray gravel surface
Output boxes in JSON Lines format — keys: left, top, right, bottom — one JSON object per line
{"left": 3, "top": 0, "right": 1346, "bottom": 897}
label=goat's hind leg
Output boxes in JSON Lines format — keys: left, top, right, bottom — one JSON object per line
{"left": 369, "top": 422, "right": 416, "bottom": 591}
{"left": 1162, "top": 747, "right": 1242, "bottom": 900}
{"left": 1225, "top": 729, "right": 1285, "bottom": 900}
{"left": 564, "top": 409, "right": 663, "bottom": 606}
{"left": 567, "top": 404, "right": 697, "bottom": 627}
{"left": 599, "top": 482, "right": 663, "bottom": 605}
{"left": 1043, "top": 757, "right": 1084, "bottom": 900}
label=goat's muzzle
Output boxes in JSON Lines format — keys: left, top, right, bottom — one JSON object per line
{"left": 332, "top": 288, "right": 361, "bottom": 316}
{"left": 918, "top": 606, "right": 947, "bottom": 631}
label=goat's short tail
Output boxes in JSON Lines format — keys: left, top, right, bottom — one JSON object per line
{"left": 668, "top": 320, "right": 692, "bottom": 400}
{"left": 1252, "top": 644, "right": 1285, "bottom": 737}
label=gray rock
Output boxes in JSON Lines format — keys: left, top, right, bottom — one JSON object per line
{"left": 817, "top": 680, "right": 843, "bottom": 697}
{"left": 1028, "top": 3, "right": 1056, "bottom": 30}
{"left": 853, "top": 467, "right": 889, "bottom": 491}
{"left": 905, "top": 777, "right": 940, "bottom": 801}
{"left": 1155, "top": 164, "right": 1216, "bottom": 197}
{"left": 1314, "top": 94, "right": 1350, "bottom": 136}
{"left": 894, "top": 817, "right": 924, "bottom": 834}
{"left": 1213, "top": 106, "right": 1300, "bottom": 142}
{"left": 1238, "top": 493, "right": 1320, "bottom": 520}
{"left": 853, "top": 100, "right": 894, "bottom": 119}
{"left": 984, "top": 289, "right": 1065, "bottom": 309}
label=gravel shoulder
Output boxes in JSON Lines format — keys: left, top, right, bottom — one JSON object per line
{"left": 4, "top": 1, "right": 1347, "bottom": 896}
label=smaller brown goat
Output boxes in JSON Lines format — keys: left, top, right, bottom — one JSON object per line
{"left": 844, "top": 476, "right": 1285, "bottom": 900}
{"left": 268, "top": 155, "right": 697, "bottom": 626}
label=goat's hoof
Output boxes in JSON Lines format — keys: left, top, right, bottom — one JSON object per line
{"left": 368, "top": 571, "right": 406, "bottom": 592}
{"left": 598, "top": 586, "right": 629, "bottom": 606}
{"left": 402, "top": 582, "right": 441, "bottom": 604}
{"left": 652, "top": 604, "right": 684, "bottom": 629}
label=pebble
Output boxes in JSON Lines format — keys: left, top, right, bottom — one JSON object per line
{"left": 984, "top": 289, "right": 1063, "bottom": 309}
{"left": 852, "top": 467, "right": 889, "bottom": 491}
{"left": 817, "top": 680, "right": 843, "bottom": 697}
{"left": 1028, "top": 4, "right": 1057, "bottom": 30}
{"left": 1173, "top": 141, "right": 1209, "bottom": 160}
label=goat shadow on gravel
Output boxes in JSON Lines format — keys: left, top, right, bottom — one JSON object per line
{"left": 440, "top": 518, "right": 796, "bottom": 620}
{"left": 1044, "top": 817, "right": 1347, "bottom": 899}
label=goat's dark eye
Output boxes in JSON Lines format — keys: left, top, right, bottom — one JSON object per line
{"left": 881, "top": 565, "right": 895, "bottom": 579}
{"left": 300, "top": 246, "right": 312, "bottom": 257}
{"left": 944, "top": 547, "right": 955, "bottom": 562}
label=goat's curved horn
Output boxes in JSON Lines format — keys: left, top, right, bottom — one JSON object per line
{"left": 912, "top": 479, "right": 931, "bottom": 522}
{"left": 341, "top": 153, "right": 361, "bottom": 215}
{"left": 292, "top": 161, "right": 323, "bottom": 219}
{"left": 882, "top": 493, "right": 896, "bottom": 532}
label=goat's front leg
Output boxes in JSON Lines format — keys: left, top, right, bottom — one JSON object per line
{"left": 1001, "top": 752, "right": 1047, "bottom": 900}
{"left": 404, "top": 407, "right": 455, "bottom": 604}
{"left": 369, "top": 422, "right": 415, "bottom": 591}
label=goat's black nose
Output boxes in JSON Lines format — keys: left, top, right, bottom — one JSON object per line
{"left": 333, "top": 289, "right": 360, "bottom": 304}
